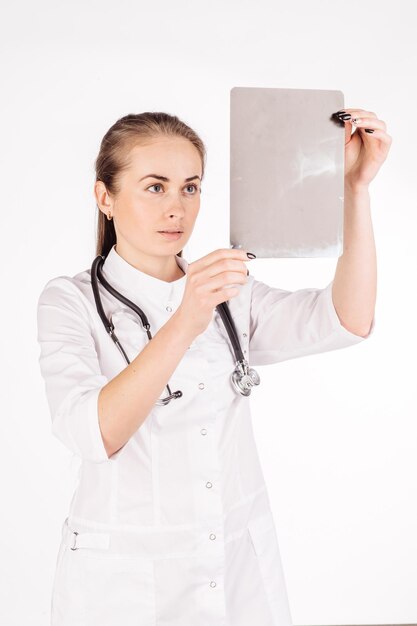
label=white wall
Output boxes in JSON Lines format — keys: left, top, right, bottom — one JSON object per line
{"left": 1, "top": 0, "right": 415, "bottom": 623}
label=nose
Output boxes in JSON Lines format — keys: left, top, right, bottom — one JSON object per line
{"left": 167, "top": 207, "right": 185, "bottom": 221}
{"left": 165, "top": 195, "right": 188, "bottom": 217}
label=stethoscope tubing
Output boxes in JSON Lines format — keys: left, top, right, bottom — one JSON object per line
{"left": 90, "top": 254, "right": 260, "bottom": 401}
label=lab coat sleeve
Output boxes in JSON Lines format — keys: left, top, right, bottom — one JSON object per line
{"left": 248, "top": 277, "right": 375, "bottom": 366}
{"left": 36, "top": 277, "right": 110, "bottom": 464}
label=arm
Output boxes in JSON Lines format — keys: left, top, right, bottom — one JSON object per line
{"left": 246, "top": 186, "right": 377, "bottom": 367}
{"left": 37, "top": 279, "right": 197, "bottom": 463}
{"left": 98, "top": 308, "right": 195, "bottom": 458}
{"left": 247, "top": 274, "right": 373, "bottom": 368}
{"left": 332, "top": 183, "right": 377, "bottom": 338}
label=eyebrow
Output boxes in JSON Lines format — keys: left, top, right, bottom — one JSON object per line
{"left": 139, "top": 174, "right": 201, "bottom": 183}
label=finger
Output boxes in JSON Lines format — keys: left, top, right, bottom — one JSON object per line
{"left": 350, "top": 117, "right": 387, "bottom": 131}
{"left": 191, "top": 248, "right": 250, "bottom": 272}
{"left": 335, "top": 110, "right": 358, "bottom": 143}
{"left": 336, "top": 112, "right": 387, "bottom": 138}
{"left": 352, "top": 128, "right": 393, "bottom": 145}
{"left": 336, "top": 108, "right": 378, "bottom": 119}
{"left": 216, "top": 258, "right": 251, "bottom": 273}
{"left": 336, "top": 110, "right": 383, "bottom": 133}
{"left": 209, "top": 266, "right": 249, "bottom": 294}
{"left": 344, "top": 120, "right": 353, "bottom": 144}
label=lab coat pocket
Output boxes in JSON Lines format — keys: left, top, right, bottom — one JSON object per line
{"left": 247, "top": 513, "right": 293, "bottom": 625}
{"left": 63, "top": 549, "right": 156, "bottom": 626}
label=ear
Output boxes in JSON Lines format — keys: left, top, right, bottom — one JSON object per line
{"left": 94, "top": 180, "right": 114, "bottom": 216}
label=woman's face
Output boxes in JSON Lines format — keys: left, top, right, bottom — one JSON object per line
{"left": 96, "top": 136, "right": 202, "bottom": 259}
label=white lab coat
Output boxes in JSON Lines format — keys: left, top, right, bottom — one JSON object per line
{"left": 36, "top": 244, "right": 375, "bottom": 626}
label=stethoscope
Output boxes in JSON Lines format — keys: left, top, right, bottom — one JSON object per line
{"left": 90, "top": 254, "right": 261, "bottom": 405}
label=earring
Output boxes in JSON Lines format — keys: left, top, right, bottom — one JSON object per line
{"left": 107, "top": 212, "right": 112, "bottom": 221}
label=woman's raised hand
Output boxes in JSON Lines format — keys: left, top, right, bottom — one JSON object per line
{"left": 177, "top": 248, "right": 254, "bottom": 336}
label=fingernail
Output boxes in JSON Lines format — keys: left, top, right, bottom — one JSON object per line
{"left": 247, "top": 269, "right": 250, "bottom": 276}
{"left": 246, "top": 252, "right": 256, "bottom": 259}
{"left": 337, "top": 113, "right": 352, "bottom": 121}
{"left": 365, "top": 128, "right": 374, "bottom": 133}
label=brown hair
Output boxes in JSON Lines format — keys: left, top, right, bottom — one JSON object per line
{"left": 94, "top": 112, "right": 207, "bottom": 258}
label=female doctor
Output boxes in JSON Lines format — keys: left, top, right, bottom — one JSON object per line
{"left": 37, "top": 110, "right": 391, "bottom": 626}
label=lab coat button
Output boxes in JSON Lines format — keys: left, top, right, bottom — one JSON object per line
{"left": 198, "top": 383, "right": 205, "bottom": 390}
{"left": 205, "top": 481, "right": 212, "bottom": 489}
{"left": 209, "top": 533, "right": 216, "bottom": 540}
{"left": 243, "top": 333, "right": 247, "bottom": 337}
{"left": 166, "top": 306, "right": 172, "bottom": 312}
{"left": 200, "top": 428, "right": 207, "bottom": 436}
{"left": 210, "top": 580, "right": 217, "bottom": 587}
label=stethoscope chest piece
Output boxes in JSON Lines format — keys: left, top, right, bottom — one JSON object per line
{"left": 231, "top": 359, "right": 261, "bottom": 396}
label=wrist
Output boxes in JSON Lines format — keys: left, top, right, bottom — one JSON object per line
{"left": 171, "top": 306, "right": 199, "bottom": 344}
{"left": 345, "top": 179, "right": 370, "bottom": 196}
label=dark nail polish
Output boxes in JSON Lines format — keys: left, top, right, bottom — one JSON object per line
{"left": 246, "top": 252, "right": 256, "bottom": 259}
{"left": 338, "top": 113, "right": 352, "bottom": 120}
{"left": 365, "top": 128, "right": 374, "bottom": 133}
{"left": 336, "top": 110, "right": 346, "bottom": 115}
{"left": 247, "top": 269, "right": 250, "bottom": 276}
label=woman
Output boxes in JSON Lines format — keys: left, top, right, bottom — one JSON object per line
{"left": 37, "top": 110, "right": 391, "bottom": 626}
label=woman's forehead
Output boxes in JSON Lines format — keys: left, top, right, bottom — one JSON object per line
{"left": 127, "top": 140, "right": 202, "bottom": 175}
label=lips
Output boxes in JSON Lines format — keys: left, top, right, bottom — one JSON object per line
{"left": 158, "top": 230, "right": 183, "bottom": 233}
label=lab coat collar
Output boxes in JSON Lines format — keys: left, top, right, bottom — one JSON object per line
{"left": 101, "top": 244, "right": 188, "bottom": 306}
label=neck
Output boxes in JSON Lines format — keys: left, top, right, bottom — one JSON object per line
{"left": 114, "top": 243, "right": 184, "bottom": 283}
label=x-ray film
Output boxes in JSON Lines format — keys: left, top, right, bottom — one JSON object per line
{"left": 230, "top": 86, "right": 346, "bottom": 257}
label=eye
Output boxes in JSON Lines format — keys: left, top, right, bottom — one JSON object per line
{"left": 147, "top": 183, "right": 200, "bottom": 194}
{"left": 147, "top": 183, "right": 163, "bottom": 193}
{"left": 185, "top": 184, "right": 200, "bottom": 194}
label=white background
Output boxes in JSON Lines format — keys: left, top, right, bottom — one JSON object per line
{"left": 1, "top": 0, "right": 416, "bottom": 624}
